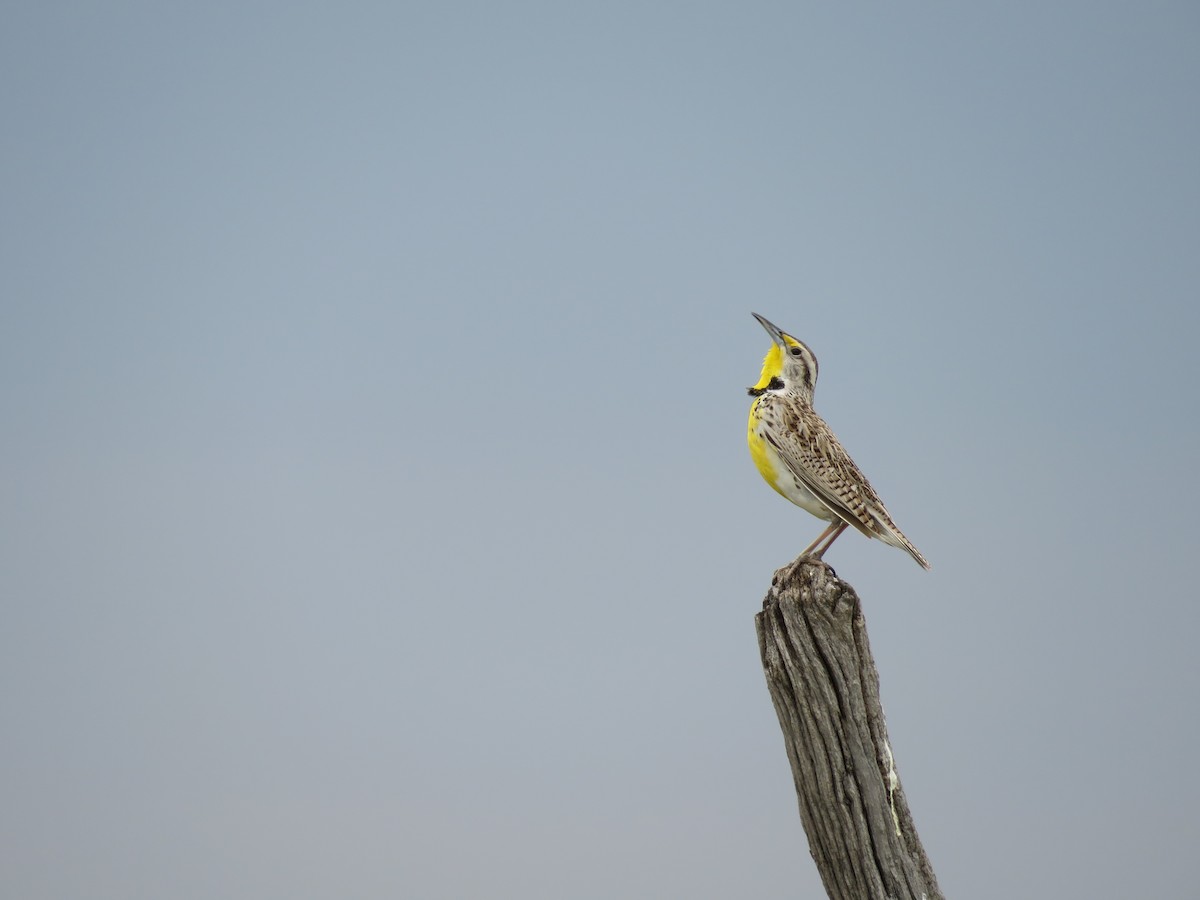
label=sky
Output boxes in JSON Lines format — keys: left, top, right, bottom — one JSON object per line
{"left": 2, "top": 3, "right": 1198, "bottom": 898}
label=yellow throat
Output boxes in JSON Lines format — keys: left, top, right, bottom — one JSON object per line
{"left": 747, "top": 341, "right": 790, "bottom": 498}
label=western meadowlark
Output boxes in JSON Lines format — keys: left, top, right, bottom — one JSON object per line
{"left": 747, "top": 313, "right": 930, "bottom": 569}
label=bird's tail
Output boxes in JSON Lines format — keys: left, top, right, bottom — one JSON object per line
{"left": 872, "top": 513, "right": 931, "bottom": 570}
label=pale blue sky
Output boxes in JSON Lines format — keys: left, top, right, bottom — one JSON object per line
{"left": 3, "top": 4, "right": 1198, "bottom": 898}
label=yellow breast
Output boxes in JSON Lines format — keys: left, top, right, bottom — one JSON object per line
{"left": 747, "top": 402, "right": 835, "bottom": 521}
{"left": 747, "top": 406, "right": 787, "bottom": 497}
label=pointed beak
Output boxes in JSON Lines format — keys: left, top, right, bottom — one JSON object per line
{"left": 752, "top": 312, "right": 787, "bottom": 346}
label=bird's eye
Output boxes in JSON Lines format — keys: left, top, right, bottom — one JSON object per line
{"left": 789, "top": 347, "right": 803, "bottom": 357}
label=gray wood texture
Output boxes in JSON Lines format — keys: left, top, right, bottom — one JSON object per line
{"left": 756, "top": 558, "right": 944, "bottom": 900}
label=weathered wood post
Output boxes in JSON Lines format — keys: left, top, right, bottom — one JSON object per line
{"left": 755, "top": 557, "right": 944, "bottom": 900}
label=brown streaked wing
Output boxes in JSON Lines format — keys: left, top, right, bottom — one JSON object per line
{"left": 759, "top": 405, "right": 884, "bottom": 540}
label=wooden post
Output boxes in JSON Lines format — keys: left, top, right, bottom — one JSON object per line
{"left": 755, "top": 557, "right": 944, "bottom": 900}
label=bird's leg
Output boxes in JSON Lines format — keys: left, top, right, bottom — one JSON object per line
{"left": 800, "top": 521, "right": 843, "bottom": 560}
{"left": 809, "top": 521, "right": 850, "bottom": 560}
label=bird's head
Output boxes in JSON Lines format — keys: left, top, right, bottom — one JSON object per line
{"left": 747, "top": 313, "right": 819, "bottom": 401}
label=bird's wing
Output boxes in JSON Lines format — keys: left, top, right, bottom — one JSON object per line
{"left": 759, "top": 409, "right": 886, "bottom": 540}
{"left": 758, "top": 398, "right": 931, "bottom": 569}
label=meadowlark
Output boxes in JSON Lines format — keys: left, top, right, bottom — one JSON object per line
{"left": 747, "top": 313, "right": 930, "bottom": 569}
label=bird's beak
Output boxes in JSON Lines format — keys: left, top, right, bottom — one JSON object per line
{"left": 752, "top": 312, "right": 787, "bottom": 346}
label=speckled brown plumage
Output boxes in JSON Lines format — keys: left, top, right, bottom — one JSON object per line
{"left": 747, "top": 313, "right": 930, "bottom": 569}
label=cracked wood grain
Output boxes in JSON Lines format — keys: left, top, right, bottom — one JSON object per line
{"left": 755, "top": 558, "right": 944, "bottom": 900}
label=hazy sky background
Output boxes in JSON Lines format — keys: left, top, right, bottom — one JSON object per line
{"left": 3, "top": 3, "right": 1198, "bottom": 898}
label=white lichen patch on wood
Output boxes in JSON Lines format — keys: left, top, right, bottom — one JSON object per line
{"left": 883, "top": 738, "right": 901, "bottom": 836}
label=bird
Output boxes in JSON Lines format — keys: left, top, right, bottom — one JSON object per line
{"left": 746, "top": 312, "right": 930, "bottom": 569}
